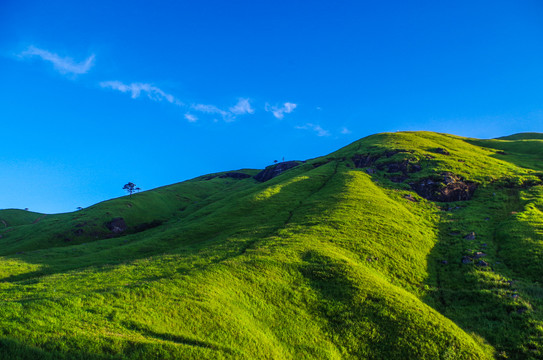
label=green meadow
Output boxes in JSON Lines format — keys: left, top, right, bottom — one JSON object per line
{"left": 0, "top": 131, "right": 542, "bottom": 359}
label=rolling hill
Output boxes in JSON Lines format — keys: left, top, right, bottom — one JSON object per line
{"left": 0, "top": 131, "right": 542, "bottom": 359}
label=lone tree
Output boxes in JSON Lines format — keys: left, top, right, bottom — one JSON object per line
{"left": 123, "top": 182, "right": 137, "bottom": 197}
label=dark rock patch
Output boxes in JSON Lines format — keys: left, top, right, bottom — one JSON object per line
{"left": 476, "top": 260, "right": 489, "bottom": 267}
{"left": 410, "top": 173, "right": 477, "bottom": 202}
{"left": 389, "top": 175, "right": 408, "bottom": 183}
{"left": 497, "top": 151, "right": 507, "bottom": 155}
{"left": 464, "top": 232, "right": 476, "bottom": 240}
{"left": 352, "top": 154, "right": 380, "bottom": 168}
{"left": 219, "top": 172, "right": 251, "bottom": 179}
{"left": 473, "top": 252, "right": 487, "bottom": 258}
{"left": 106, "top": 218, "right": 127, "bottom": 234}
{"left": 379, "top": 160, "right": 422, "bottom": 174}
{"left": 365, "top": 168, "right": 377, "bottom": 175}
{"left": 462, "top": 256, "right": 473, "bottom": 264}
{"left": 404, "top": 194, "right": 418, "bottom": 202}
{"left": 434, "top": 148, "right": 450, "bottom": 155}
{"left": 254, "top": 161, "right": 302, "bottom": 182}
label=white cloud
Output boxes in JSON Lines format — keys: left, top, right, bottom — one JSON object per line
{"left": 229, "top": 98, "right": 254, "bottom": 115}
{"left": 295, "top": 123, "right": 330, "bottom": 137}
{"left": 20, "top": 46, "right": 94, "bottom": 75}
{"left": 192, "top": 103, "right": 231, "bottom": 121}
{"left": 100, "top": 81, "right": 183, "bottom": 105}
{"left": 340, "top": 127, "right": 352, "bottom": 134}
{"left": 265, "top": 102, "right": 297, "bottom": 119}
{"left": 184, "top": 113, "right": 198, "bottom": 122}
{"left": 192, "top": 98, "right": 255, "bottom": 122}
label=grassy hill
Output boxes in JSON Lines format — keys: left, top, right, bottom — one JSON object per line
{"left": 0, "top": 131, "right": 542, "bottom": 359}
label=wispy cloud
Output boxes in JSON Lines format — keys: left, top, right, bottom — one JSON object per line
{"left": 295, "top": 123, "right": 330, "bottom": 137}
{"left": 20, "top": 46, "right": 95, "bottom": 75}
{"left": 192, "top": 103, "right": 231, "bottom": 121}
{"left": 340, "top": 127, "right": 352, "bottom": 134}
{"left": 184, "top": 113, "right": 198, "bottom": 122}
{"left": 100, "top": 81, "right": 183, "bottom": 105}
{"left": 192, "top": 98, "right": 255, "bottom": 122}
{"left": 265, "top": 102, "right": 297, "bottom": 119}
{"left": 229, "top": 98, "right": 254, "bottom": 115}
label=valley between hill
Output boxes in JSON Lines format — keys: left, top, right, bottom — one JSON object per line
{"left": 0, "top": 131, "right": 542, "bottom": 359}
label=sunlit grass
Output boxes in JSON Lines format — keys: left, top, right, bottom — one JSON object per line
{"left": 0, "top": 132, "right": 541, "bottom": 358}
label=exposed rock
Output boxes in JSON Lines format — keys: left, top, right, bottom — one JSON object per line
{"left": 473, "top": 252, "right": 487, "bottom": 258}
{"left": 410, "top": 173, "right": 477, "bottom": 202}
{"left": 390, "top": 175, "right": 408, "bottom": 183}
{"left": 352, "top": 154, "right": 379, "bottom": 168}
{"left": 105, "top": 218, "right": 127, "bottom": 234}
{"left": 219, "top": 172, "right": 251, "bottom": 179}
{"left": 365, "top": 168, "right": 377, "bottom": 175}
{"left": 254, "top": 161, "right": 301, "bottom": 182}
{"left": 462, "top": 256, "right": 473, "bottom": 264}
{"left": 464, "top": 232, "right": 476, "bottom": 240}
{"left": 434, "top": 148, "right": 450, "bottom": 155}
{"left": 379, "top": 160, "right": 422, "bottom": 174}
{"left": 404, "top": 194, "right": 418, "bottom": 202}
{"left": 476, "top": 260, "right": 489, "bottom": 267}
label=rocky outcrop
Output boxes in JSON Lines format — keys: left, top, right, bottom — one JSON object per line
{"left": 352, "top": 154, "right": 380, "bottom": 168}
{"left": 106, "top": 218, "right": 127, "bottom": 234}
{"left": 254, "top": 161, "right": 301, "bottom": 182}
{"left": 434, "top": 148, "right": 450, "bottom": 155}
{"left": 219, "top": 172, "right": 251, "bottom": 179}
{"left": 410, "top": 173, "right": 477, "bottom": 202}
{"left": 203, "top": 172, "right": 251, "bottom": 180}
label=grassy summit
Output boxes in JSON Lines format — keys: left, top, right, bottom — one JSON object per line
{"left": 0, "top": 131, "right": 542, "bottom": 359}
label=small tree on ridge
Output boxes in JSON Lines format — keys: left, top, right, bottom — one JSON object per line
{"left": 123, "top": 182, "right": 137, "bottom": 197}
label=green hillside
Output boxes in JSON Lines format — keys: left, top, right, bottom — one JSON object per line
{"left": 0, "top": 131, "right": 542, "bottom": 359}
{"left": 496, "top": 132, "right": 543, "bottom": 140}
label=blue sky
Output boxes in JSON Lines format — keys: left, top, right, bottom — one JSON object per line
{"left": 1, "top": 0, "right": 543, "bottom": 213}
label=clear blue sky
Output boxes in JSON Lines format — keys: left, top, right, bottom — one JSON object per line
{"left": 1, "top": 0, "right": 542, "bottom": 213}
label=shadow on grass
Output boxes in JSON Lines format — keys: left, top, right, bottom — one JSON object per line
{"left": 423, "top": 187, "right": 543, "bottom": 359}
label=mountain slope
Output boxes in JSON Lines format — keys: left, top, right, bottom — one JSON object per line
{"left": 0, "top": 131, "right": 542, "bottom": 359}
